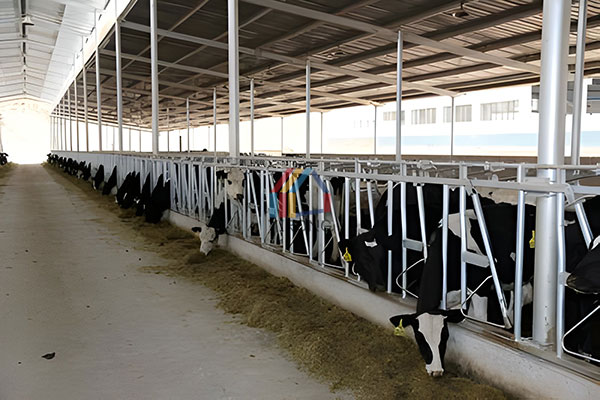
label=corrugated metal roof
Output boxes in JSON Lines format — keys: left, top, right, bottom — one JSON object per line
{"left": 48, "top": 0, "right": 600, "bottom": 130}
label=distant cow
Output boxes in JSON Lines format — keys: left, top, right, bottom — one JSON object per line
{"left": 116, "top": 172, "right": 141, "bottom": 209}
{"left": 92, "top": 165, "right": 105, "bottom": 191}
{"left": 0, "top": 152, "right": 9, "bottom": 165}
{"left": 102, "top": 166, "right": 118, "bottom": 196}
{"left": 145, "top": 174, "right": 171, "bottom": 223}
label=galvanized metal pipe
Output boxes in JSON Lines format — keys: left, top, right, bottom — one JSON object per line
{"left": 570, "top": 0, "right": 587, "bottom": 165}
{"left": 74, "top": 68, "right": 79, "bottom": 152}
{"left": 533, "top": 0, "right": 571, "bottom": 345}
{"left": 150, "top": 0, "right": 159, "bottom": 155}
{"left": 556, "top": 190, "right": 566, "bottom": 357}
{"left": 213, "top": 87, "right": 217, "bottom": 158}
{"left": 227, "top": 0, "right": 240, "bottom": 158}
{"left": 95, "top": 11, "right": 102, "bottom": 152}
{"left": 441, "top": 184, "right": 449, "bottom": 309}
{"left": 306, "top": 60, "right": 310, "bottom": 158}
{"left": 250, "top": 78, "right": 254, "bottom": 157}
{"left": 450, "top": 96, "right": 455, "bottom": 161}
{"left": 68, "top": 85, "right": 72, "bottom": 151}
{"left": 514, "top": 165, "right": 526, "bottom": 341}
{"left": 82, "top": 37, "right": 89, "bottom": 152}
{"left": 395, "top": 31, "right": 402, "bottom": 162}
{"left": 115, "top": 2, "right": 124, "bottom": 152}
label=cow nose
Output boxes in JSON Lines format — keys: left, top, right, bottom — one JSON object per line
{"left": 429, "top": 370, "right": 444, "bottom": 378}
{"left": 236, "top": 193, "right": 244, "bottom": 202}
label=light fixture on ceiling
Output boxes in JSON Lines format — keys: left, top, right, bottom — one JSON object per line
{"left": 451, "top": 2, "right": 470, "bottom": 18}
{"left": 22, "top": 15, "right": 34, "bottom": 27}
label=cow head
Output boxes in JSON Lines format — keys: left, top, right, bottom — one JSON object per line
{"left": 224, "top": 168, "right": 245, "bottom": 202}
{"left": 389, "top": 309, "right": 464, "bottom": 377}
{"left": 192, "top": 223, "right": 219, "bottom": 255}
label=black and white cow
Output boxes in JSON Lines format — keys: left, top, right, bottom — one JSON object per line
{"left": 338, "top": 183, "right": 453, "bottom": 292}
{"left": 564, "top": 223, "right": 600, "bottom": 361}
{"left": 135, "top": 173, "right": 152, "bottom": 216}
{"left": 145, "top": 174, "right": 171, "bottom": 223}
{"left": 389, "top": 309, "right": 464, "bottom": 377}
{"left": 102, "top": 167, "right": 118, "bottom": 196}
{"left": 0, "top": 152, "right": 9, "bottom": 165}
{"left": 116, "top": 172, "right": 141, "bottom": 209}
{"left": 191, "top": 203, "right": 226, "bottom": 255}
{"left": 92, "top": 165, "right": 105, "bottom": 191}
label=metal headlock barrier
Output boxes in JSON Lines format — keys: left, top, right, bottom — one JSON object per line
{"left": 53, "top": 150, "right": 600, "bottom": 376}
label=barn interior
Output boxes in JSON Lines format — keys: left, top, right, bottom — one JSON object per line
{"left": 1, "top": 0, "right": 600, "bottom": 398}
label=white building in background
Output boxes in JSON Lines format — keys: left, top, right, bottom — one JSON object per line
{"left": 150, "top": 80, "right": 600, "bottom": 157}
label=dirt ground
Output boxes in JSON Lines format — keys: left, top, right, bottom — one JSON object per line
{"left": 43, "top": 163, "right": 507, "bottom": 400}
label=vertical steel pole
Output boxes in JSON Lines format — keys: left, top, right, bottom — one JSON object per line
{"left": 74, "top": 66, "right": 79, "bottom": 152}
{"left": 166, "top": 107, "right": 170, "bottom": 152}
{"left": 250, "top": 78, "right": 255, "bottom": 156}
{"left": 68, "top": 84, "right": 72, "bottom": 151}
{"left": 571, "top": 0, "right": 587, "bottom": 165}
{"left": 450, "top": 96, "right": 455, "bottom": 161}
{"left": 213, "top": 88, "right": 217, "bottom": 158}
{"left": 186, "top": 98, "right": 190, "bottom": 153}
{"left": 150, "top": 0, "right": 159, "bottom": 155}
{"left": 306, "top": 60, "right": 310, "bottom": 158}
{"left": 514, "top": 165, "right": 526, "bottom": 341}
{"left": 82, "top": 37, "right": 89, "bottom": 152}
{"left": 280, "top": 116, "right": 284, "bottom": 156}
{"left": 556, "top": 188, "right": 566, "bottom": 357}
{"left": 373, "top": 105, "right": 377, "bottom": 155}
{"left": 227, "top": 0, "right": 240, "bottom": 158}
{"left": 95, "top": 10, "right": 102, "bottom": 152}
{"left": 320, "top": 111, "right": 323, "bottom": 154}
{"left": 533, "top": 0, "right": 571, "bottom": 346}
{"left": 441, "top": 184, "right": 449, "bottom": 309}
{"left": 115, "top": 0, "right": 124, "bottom": 152}
{"left": 395, "top": 31, "right": 402, "bottom": 162}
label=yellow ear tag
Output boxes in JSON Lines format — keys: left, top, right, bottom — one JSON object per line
{"left": 343, "top": 247, "right": 352, "bottom": 262}
{"left": 529, "top": 230, "right": 535, "bottom": 249}
{"left": 394, "top": 320, "right": 406, "bottom": 337}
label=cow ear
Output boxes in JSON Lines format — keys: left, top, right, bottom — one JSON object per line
{"left": 441, "top": 309, "right": 465, "bottom": 324}
{"left": 390, "top": 313, "right": 415, "bottom": 328}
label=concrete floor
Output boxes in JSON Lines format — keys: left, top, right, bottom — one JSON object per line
{"left": 0, "top": 165, "right": 348, "bottom": 400}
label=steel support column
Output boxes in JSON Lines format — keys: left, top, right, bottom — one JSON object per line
{"left": 74, "top": 68, "right": 79, "bottom": 152}
{"left": 533, "top": 0, "right": 571, "bottom": 346}
{"left": 213, "top": 87, "right": 217, "bottom": 157}
{"left": 250, "top": 78, "right": 255, "bottom": 156}
{"left": 570, "top": 0, "right": 587, "bottom": 165}
{"left": 450, "top": 96, "right": 455, "bottom": 161}
{"left": 373, "top": 105, "right": 377, "bottom": 155}
{"left": 227, "top": 0, "right": 240, "bottom": 158}
{"left": 82, "top": 38, "right": 89, "bottom": 152}
{"left": 186, "top": 98, "right": 190, "bottom": 153}
{"left": 150, "top": 0, "right": 159, "bottom": 155}
{"left": 396, "top": 31, "right": 402, "bottom": 162}
{"left": 68, "top": 85, "right": 72, "bottom": 151}
{"left": 306, "top": 60, "right": 310, "bottom": 158}
{"left": 95, "top": 11, "right": 103, "bottom": 152}
{"left": 115, "top": 2, "right": 124, "bottom": 152}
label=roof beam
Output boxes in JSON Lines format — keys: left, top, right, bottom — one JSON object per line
{"left": 241, "top": 0, "right": 540, "bottom": 75}
{"left": 121, "top": 20, "right": 456, "bottom": 97}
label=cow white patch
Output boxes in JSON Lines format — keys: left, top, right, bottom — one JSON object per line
{"left": 467, "top": 293, "right": 488, "bottom": 321}
{"left": 416, "top": 313, "right": 445, "bottom": 377}
{"left": 364, "top": 239, "right": 378, "bottom": 248}
{"left": 447, "top": 211, "right": 484, "bottom": 255}
{"left": 195, "top": 224, "right": 218, "bottom": 255}
{"left": 592, "top": 236, "right": 600, "bottom": 250}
